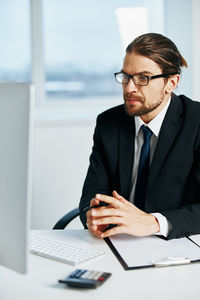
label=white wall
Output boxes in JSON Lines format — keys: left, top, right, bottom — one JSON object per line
{"left": 31, "top": 124, "right": 94, "bottom": 229}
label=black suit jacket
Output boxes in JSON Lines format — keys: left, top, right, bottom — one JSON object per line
{"left": 79, "top": 94, "right": 200, "bottom": 239}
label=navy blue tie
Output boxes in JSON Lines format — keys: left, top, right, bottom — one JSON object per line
{"left": 134, "top": 125, "right": 152, "bottom": 211}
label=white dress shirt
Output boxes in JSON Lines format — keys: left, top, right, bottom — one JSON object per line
{"left": 129, "top": 98, "right": 171, "bottom": 237}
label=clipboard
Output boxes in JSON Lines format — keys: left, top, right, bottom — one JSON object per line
{"left": 105, "top": 234, "right": 200, "bottom": 270}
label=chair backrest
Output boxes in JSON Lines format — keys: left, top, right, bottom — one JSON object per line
{"left": 53, "top": 207, "right": 80, "bottom": 230}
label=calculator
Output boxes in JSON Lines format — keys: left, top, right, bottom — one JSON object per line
{"left": 58, "top": 269, "right": 112, "bottom": 288}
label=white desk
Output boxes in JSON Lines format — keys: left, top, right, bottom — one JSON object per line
{"left": 0, "top": 230, "right": 200, "bottom": 300}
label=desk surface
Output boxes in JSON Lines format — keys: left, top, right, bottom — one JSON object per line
{"left": 0, "top": 230, "right": 200, "bottom": 300}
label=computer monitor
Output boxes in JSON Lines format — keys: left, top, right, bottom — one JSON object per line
{"left": 0, "top": 82, "right": 34, "bottom": 274}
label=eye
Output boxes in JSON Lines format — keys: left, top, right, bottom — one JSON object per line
{"left": 120, "top": 73, "right": 129, "bottom": 83}
{"left": 138, "top": 75, "right": 148, "bottom": 81}
{"left": 134, "top": 74, "right": 148, "bottom": 85}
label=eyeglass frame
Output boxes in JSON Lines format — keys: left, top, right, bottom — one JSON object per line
{"left": 114, "top": 71, "right": 178, "bottom": 86}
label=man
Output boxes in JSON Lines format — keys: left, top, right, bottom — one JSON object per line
{"left": 79, "top": 33, "right": 200, "bottom": 240}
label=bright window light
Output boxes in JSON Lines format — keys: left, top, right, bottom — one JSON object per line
{"left": 115, "top": 7, "right": 148, "bottom": 51}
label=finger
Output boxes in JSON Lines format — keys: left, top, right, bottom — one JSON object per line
{"left": 113, "top": 190, "right": 139, "bottom": 210}
{"left": 86, "top": 211, "right": 98, "bottom": 227}
{"left": 95, "top": 193, "right": 124, "bottom": 209}
{"left": 86, "top": 209, "right": 91, "bottom": 218}
{"left": 88, "top": 226, "right": 102, "bottom": 238}
{"left": 87, "top": 214, "right": 101, "bottom": 229}
{"left": 90, "top": 198, "right": 100, "bottom": 207}
{"left": 91, "top": 216, "right": 122, "bottom": 226}
{"left": 87, "top": 221, "right": 107, "bottom": 239}
{"left": 100, "top": 225, "right": 125, "bottom": 238}
{"left": 112, "top": 190, "right": 127, "bottom": 203}
{"left": 90, "top": 207, "right": 124, "bottom": 218}
{"left": 112, "top": 190, "right": 123, "bottom": 200}
{"left": 112, "top": 190, "right": 133, "bottom": 207}
{"left": 86, "top": 208, "right": 95, "bottom": 220}
{"left": 86, "top": 214, "right": 93, "bottom": 226}
{"left": 86, "top": 219, "right": 98, "bottom": 234}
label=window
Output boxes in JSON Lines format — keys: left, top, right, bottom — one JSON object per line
{"left": 0, "top": 0, "right": 31, "bottom": 82}
{"left": 42, "top": 0, "right": 164, "bottom": 102}
{"left": 0, "top": 0, "right": 165, "bottom": 112}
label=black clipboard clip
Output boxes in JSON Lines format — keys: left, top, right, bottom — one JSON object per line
{"left": 152, "top": 257, "right": 191, "bottom": 267}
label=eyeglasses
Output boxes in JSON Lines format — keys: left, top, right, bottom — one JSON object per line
{"left": 114, "top": 71, "right": 177, "bottom": 86}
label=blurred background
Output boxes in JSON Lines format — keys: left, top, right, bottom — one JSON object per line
{"left": 0, "top": 0, "right": 199, "bottom": 229}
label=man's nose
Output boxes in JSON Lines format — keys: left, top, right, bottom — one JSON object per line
{"left": 124, "top": 78, "right": 138, "bottom": 93}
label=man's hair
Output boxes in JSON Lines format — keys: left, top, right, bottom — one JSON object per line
{"left": 126, "top": 33, "right": 187, "bottom": 74}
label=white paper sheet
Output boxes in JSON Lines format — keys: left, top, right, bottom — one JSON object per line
{"left": 109, "top": 234, "right": 200, "bottom": 268}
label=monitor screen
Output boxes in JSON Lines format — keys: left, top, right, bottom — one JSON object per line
{"left": 0, "top": 82, "right": 34, "bottom": 273}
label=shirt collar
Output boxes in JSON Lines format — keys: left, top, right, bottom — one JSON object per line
{"left": 135, "top": 97, "right": 171, "bottom": 137}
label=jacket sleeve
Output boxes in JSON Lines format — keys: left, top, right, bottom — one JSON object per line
{"left": 160, "top": 127, "right": 200, "bottom": 240}
{"left": 79, "top": 115, "right": 113, "bottom": 228}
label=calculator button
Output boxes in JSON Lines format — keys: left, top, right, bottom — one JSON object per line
{"left": 87, "top": 270, "right": 96, "bottom": 279}
{"left": 102, "top": 272, "right": 110, "bottom": 279}
{"left": 77, "top": 269, "right": 87, "bottom": 278}
{"left": 93, "top": 271, "right": 102, "bottom": 280}
{"left": 73, "top": 270, "right": 82, "bottom": 278}
{"left": 81, "top": 270, "right": 92, "bottom": 279}
{"left": 98, "top": 276, "right": 105, "bottom": 281}
{"left": 70, "top": 269, "right": 81, "bottom": 278}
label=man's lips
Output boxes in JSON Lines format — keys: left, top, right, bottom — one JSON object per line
{"left": 127, "top": 99, "right": 140, "bottom": 102}
{"left": 125, "top": 97, "right": 144, "bottom": 103}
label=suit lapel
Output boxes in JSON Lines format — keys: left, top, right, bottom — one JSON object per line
{"left": 119, "top": 113, "right": 135, "bottom": 199}
{"left": 148, "top": 94, "right": 184, "bottom": 189}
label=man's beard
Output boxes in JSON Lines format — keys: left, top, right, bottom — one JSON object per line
{"left": 124, "top": 93, "right": 165, "bottom": 117}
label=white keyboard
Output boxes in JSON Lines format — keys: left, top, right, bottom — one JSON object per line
{"left": 30, "top": 234, "right": 105, "bottom": 266}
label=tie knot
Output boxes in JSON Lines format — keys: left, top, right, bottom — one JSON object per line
{"left": 141, "top": 125, "right": 152, "bottom": 141}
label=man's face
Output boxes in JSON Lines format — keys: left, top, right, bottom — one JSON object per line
{"left": 122, "top": 51, "right": 171, "bottom": 121}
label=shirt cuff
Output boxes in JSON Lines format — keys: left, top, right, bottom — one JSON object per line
{"left": 151, "top": 212, "right": 170, "bottom": 237}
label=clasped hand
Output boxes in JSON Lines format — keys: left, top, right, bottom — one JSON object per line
{"left": 86, "top": 191, "right": 159, "bottom": 238}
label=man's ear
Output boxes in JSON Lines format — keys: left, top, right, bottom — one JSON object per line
{"left": 165, "top": 74, "right": 180, "bottom": 94}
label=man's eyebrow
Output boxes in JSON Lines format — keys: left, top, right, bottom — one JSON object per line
{"left": 121, "top": 69, "right": 154, "bottom": 75}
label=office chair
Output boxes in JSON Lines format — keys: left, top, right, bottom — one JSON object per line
{"left": 53, "top": 207, "right": 80, "bottom": 229}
